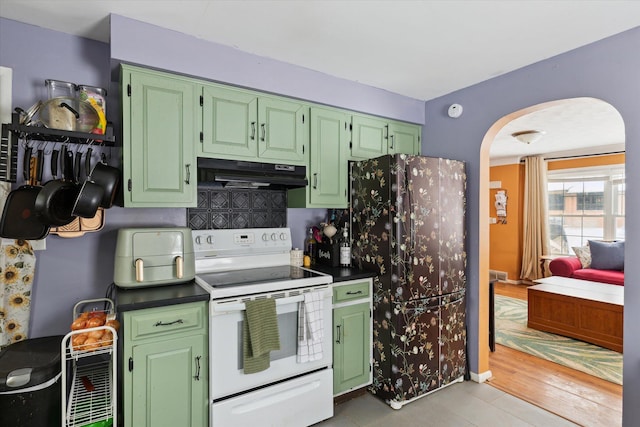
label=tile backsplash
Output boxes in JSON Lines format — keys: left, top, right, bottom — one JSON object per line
{"left": 188, "top": 186, "right": 287, "bottom": 229}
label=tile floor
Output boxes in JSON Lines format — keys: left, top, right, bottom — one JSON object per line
{"left": 316, "top": 381, "right": 577, "bottom": 427}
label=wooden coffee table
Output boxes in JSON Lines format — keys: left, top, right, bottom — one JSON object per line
{"left": 527, "top": 276, "right": 624, "bottom": 352}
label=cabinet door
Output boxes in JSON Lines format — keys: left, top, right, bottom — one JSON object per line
{"left": 258, "top": 97, "right": 308, "bottom": 165}
{"left": 123, "top": 67, "right": 197, "bottom": 207}
{"left": 289, "top": 108, "right": 348, "bottom": 208}
{"left": 350, "top": 114, "right": 387, "bottom": 160}
{"left": 131, "top": 334, "right": 207, "bottom": 427}
{"left": 201, "top": 84, "right": 258, "bottom": 159}
{"left": 333, "top": 302, "right": 370, "bottom": 395}
{"left": 388, "top": 121, "right": 421, "bottom": 155}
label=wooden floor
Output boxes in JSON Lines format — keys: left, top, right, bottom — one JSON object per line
{"left": 488, "top": 282, "right": 623, "bottom": 427}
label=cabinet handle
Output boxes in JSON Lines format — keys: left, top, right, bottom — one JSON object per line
{"left": 384, "top": 124, "right": 389, "bottom": 140}
{"left": 154, "top": 319, "right": 184, "bottom": 327}
{"left": 135, "top": 258, "right": 144, "bottom": 282}
{"left": 313, "top": 173, "right": 318, "bottom": 189}
{"left": 175, "top": 256, "right": 184, "bottom": 279}
{"left": 260, "top": 123, "right": 266, "bottom": 141}
{"left": 389, "top": 135, "right": 394, "bottom": 150}
{"left": 336, "top": 325, "right": 341, "bottom": 344}
{"left": 251, "top": 122, "right": 256, "bottom": 140}
{"left": 185, "top": 164, "right": 191, "bottom": 184}
{"left": 346, "top": 290, "right": 363, "bottom": 295}
{"left": 194, "top": 355, "right": 201, "bottom": 381}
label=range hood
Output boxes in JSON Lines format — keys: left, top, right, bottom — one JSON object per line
{"left": 197, "top": 157, "right": 308, "bottom": 189}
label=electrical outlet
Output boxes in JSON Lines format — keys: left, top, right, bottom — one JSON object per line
{"left": 30, "top": 238, "right": 47, "bottom": 250}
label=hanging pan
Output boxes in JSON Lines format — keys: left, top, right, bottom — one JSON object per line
{"left": 90, "top": 152, "right": 120, "bottom": 208}
{"left": 0, "top": 144, "right": 49, "bottom": 239}
{"left": 72, "top": 147, "right": 104, "bottom": 218}
{"left": 34, "top": 146, "right": 80, "bottom": 227}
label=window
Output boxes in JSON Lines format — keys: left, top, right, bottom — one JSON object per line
{"left": 547, "top": 165, "right": 625, "bottom": 255}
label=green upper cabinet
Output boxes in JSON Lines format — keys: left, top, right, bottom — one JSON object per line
{"left": 257, "top": 97, "right": 308, "bottom": 164}
{"left": 289, "top": 107, "right": 349, "bottom": 208}
{"left": 351, "top": 114, "right": 421, "bottom": 160}
{"left": 350, "top": 114, "right": 387, "bottom": 160}
{"left": 388, "top": 120, "right": 421, "bottom": 156}
{"left": 201, "top": 84, "right": 257, "bottom": 159}
{"left": 121, "top": 65, "right": 198, "bottom": 207}
{"left": 200, "top": 84, "right": 308, "bottom": 165}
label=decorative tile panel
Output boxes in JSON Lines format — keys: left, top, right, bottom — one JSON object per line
{"left": 188, "top": 186, "right": 288, "bottom": 229}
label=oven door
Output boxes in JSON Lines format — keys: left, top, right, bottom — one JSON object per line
{"left": 209, "top": 285, "right": 332, "bottom": 401}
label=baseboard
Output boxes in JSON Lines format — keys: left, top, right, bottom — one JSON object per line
{"left": 470, "top": 370, "right": 493, "bottom": 383}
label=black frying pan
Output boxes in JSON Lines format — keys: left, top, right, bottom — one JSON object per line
{"left": 34, "top": 146, "right": 79, "bottom": 227}
{"left": 90, "top": 153, "right": 120, "bottom": 208}
{"left": 72, "top": 148, "right": 104, "bottom": 218}
{"left": 0, "top": 145, "right": 50, "bottom": 239}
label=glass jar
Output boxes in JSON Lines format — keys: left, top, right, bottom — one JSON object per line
{"left": 45, "top": 79, "right": 76, "bottom": 100}
{"left": 77, "top": 85, "right": 107, "bottom": 115}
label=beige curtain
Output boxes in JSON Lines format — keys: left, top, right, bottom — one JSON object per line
{"left": 520, "top": 156, "right": 550, "bottom": 281}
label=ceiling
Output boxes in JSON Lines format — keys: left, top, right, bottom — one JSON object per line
{"left": 1, "top": 1, "right": 638, "bottom": 161}
{"left": 490, "top": 97, "right": 626, "bottom": 165}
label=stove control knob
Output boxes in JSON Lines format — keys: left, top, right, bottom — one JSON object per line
{"left": 206, "top": 235, "right": 213, "bottom": 244}
{"left": 262, "top": 233, "right": 269, "bottom": 241}
{"left": 195, "top": 236, "right": 201, "bottom": 245}
{"left": 271, "top": 233, "right": 277, "bottom": 241}
{"left": 280, "top": 232, "right": 287, "bottom": 241}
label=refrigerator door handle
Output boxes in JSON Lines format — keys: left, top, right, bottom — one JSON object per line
{"left": 407, "top": 164, "right": 416, "bottom": 250}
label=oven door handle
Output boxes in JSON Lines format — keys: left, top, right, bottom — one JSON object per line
{"left": 212, "top": 291, "right": 329, "bottom": 313}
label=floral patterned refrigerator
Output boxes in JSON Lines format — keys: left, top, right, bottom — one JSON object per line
{"left": 350, "top": 154, "right": 467, "bottom": 409}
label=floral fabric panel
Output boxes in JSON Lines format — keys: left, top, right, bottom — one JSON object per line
{"left": 1, "top": 239, "right": 36, "bottom": 348}
{"left": 351, "top": 154, "right": 467, "bottom": 405}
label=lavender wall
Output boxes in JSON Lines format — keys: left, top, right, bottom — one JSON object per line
{"left": 0, "top": 19, "right": 186, "bottom": 339}
{"left": 422, "top": 26, "right": 640, "bottom": 426}
{"left": 0, "top": 16, "right": 422, "bottom": 338}
{"left": 109, "top": 15, "right": 425, "bottom": 124}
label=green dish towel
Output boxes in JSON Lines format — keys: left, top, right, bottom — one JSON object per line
{"left": 243, "top": 298, "right": 280, "bottom": 374}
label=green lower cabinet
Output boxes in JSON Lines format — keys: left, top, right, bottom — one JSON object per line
{"left": 333, "top": 302, "right": 371, "bottom": 395}
{"left": 123, "top": 302, "right": 208, "bottom": 427}
{"left": 131, "top": 335, "right": 207, "bottom": 427}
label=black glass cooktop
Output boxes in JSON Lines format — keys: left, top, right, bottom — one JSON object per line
{"left": 197, "top": 265, "right": 324, "bottom": 288}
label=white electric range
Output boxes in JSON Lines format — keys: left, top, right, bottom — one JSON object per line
{"left": 192, "top": 227, "right": 334, "bottom": 427}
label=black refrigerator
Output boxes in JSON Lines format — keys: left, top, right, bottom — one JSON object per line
{"left": 350, "top": 154, "right": 467, "bottom": 409}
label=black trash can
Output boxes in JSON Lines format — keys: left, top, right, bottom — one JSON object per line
{"left": 0, "top": 335, "right": 64, "bottom": 427}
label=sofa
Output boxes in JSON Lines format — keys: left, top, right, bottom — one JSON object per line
{"left": 548, "top": 240, "right": 624, "bottom": 286}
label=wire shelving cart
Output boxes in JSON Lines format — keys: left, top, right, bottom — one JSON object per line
{"left": 61, "top": 298, "right": 118, "bottom": 427}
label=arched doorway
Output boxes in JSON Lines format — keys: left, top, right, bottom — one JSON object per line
{"left": 478, "top": 98, "right": 625, "bottom": 424}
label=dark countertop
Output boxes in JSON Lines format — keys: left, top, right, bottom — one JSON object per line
{"left": 309, "top": 265, "right": 376, "bottom": 282}
{"left": 111, "top": 280, "right": 210, "bottom": 312}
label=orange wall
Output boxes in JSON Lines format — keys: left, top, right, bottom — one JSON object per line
{"left": 547, "top": 153, "right": 625, "bottom": 170}
{"left": 489, "top": 153, "right": 625, "bottom": 282}
{"left": 489, "top": 164, "right": 524, "bottom": 281}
